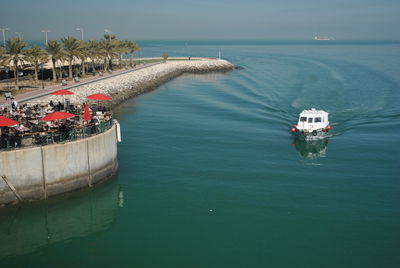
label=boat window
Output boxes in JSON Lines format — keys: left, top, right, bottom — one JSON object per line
{"left": 308, "top": 118, "right": 313, "bottom": 123}
{"left": 315, "top": 117, "right": 322, "bottom": 122}
{"left": 300, "top": 117, "right": 307, "bottom": 122}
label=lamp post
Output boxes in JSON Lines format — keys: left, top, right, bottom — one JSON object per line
{"left": 41, "top": 30, "right": 51, "bottom": 45}
{"left": 15, "top": 32, "right": 22, "bottom": 39}
{"left": 5, "top": 67, "right": 9, "bottom": 89}
{"left": 76, "top": 27, "right": 84, "bottom": 41}
{"left": 40, "top": 64, "right": 44, "bottom": 89}
{"left": 0, "top": 27, "right": 9, "bottom": 47}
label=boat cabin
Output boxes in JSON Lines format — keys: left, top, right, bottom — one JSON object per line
{"left": 297, "top": 108, "right": 329, "bottom": 131}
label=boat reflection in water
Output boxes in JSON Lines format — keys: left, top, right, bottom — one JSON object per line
{"left": 293, "top": 138, "right": 330, "bottom": 159}
{"left": 0, "top": 177, "right": 121, "bottom": 259}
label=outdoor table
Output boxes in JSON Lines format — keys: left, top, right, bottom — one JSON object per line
{"left": 18, "top": 134, "right": 34, "bottom": 146}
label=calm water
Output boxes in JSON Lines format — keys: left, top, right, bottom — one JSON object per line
{"left": 1, "top": 41, "right": 400, "bottom": 267}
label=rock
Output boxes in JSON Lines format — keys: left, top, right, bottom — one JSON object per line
{"left": 37, "top": 59, "right": 237, "bottom": 108}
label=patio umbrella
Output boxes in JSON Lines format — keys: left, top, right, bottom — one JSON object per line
{"left": 86, "top": 93, "right": 112, "bottom": 112}
{"left": 51, "top": 89, "right": 75, "bottom": 110}
{"left": 41, "top": 112, "right": 76, "bottom": 121}
{"left": 51, "top": 89, "right": 74, "bottom": 95}
{"left": 0, "top": 115, "right": 19, "bottom": 126}
{"left": 83, "top": 103, "right": 91, "bottom": 121}
{"left": 86, "top": 93, "right": 112, "bottom": 100}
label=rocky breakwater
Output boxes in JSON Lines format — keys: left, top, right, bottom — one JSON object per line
{"left": 37, "top": 58, "right": 237, "bottom": 107}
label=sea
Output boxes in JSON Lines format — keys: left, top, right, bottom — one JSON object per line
{"left": 1, "top": 40, "right": 400, "bottom": 267}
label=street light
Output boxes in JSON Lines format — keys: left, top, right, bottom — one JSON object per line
{"left": 104, "top": 29, "right": 111, "bottom": 41}
{"left": 15, "top": 32, "right": 22, "bottom": 39}
{"left": 41, "top": 30, "right": 51, "bottom": 45}
{"left": 40, "top": 64, "right": 45, "bottom": 89}
{"left": 76, "top": 27, "right": 84, "bottom": 41}
{"left": 5, "top": 67, "right": 9, "bottom": 89}
{"left": 0, "top": 27, "right": 9, "bottom": 47}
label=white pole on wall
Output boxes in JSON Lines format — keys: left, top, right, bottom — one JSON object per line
{"left": 116, "top": 122, "right": 122, "bottom": 142}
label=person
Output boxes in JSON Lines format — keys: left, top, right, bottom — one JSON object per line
{"left": 25, "top": 106, "right": 32, "bottom": 118}
{"left": 49, "top": 100, "right": 54, "bottom": 107}
{"left": 92, "top": 115, "right": 100, "bottom": 125}
{"left": 11, "top": 98, "right": 18, "bottom": 111}
{"left": 57, "top": 101, "right": 64, "bottom": 111}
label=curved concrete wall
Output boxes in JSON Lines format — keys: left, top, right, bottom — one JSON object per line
{"left": 0, "top": 121, "right": 119, "bottom": 206}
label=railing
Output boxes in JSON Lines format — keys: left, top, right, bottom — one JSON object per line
{"left": 0, "top": 119, "right": 114, "bottom": 151}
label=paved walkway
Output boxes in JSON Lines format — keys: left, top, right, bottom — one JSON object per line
{"left": 0, "top": 62, "right": 161, "bottom": 105}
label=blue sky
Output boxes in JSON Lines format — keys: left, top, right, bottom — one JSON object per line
{"left": 1, "top": 0, "right": 399, "bottom": 40}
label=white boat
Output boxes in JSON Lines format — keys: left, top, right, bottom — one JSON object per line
{"left": 291, "top": 108, "right": 332, "bottom": 140}
{"left": 314, "top": 36, "right": 335, "bottom": 40}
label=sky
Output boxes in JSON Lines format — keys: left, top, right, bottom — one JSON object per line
{"left": 1, "top": 0, "right": 399, "bottom": 40}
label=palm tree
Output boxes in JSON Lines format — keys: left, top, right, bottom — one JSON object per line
{"left": 116, "top": 40, "right": 139, "bottom": 68}
{"left": 0, "top": 47, "right": 5, "bottom": 68}
{"left": 0, "top": 47, "right": 5, "bottom": 58}
{"left": 86, "top": 40, "right": 101, "bottom": 72}
{"left": 24, "top": 46, "right": 48, "bottom": 84}
{"left": 61, "top": 36, "right": 81, "bottom": 79}
{"left": 0, "top": 37, "right": 27, "bottom": 89}
{"left": 77, "top": 41, "right": 90, "bottom": 76}
{"left": 99, "top": 36, "right": 117, "bottom": 71}
{"left": 115, "top": 40, "right": 126, "bottom": 68}
{"left": 124, "top": 40, "right": 140, "bottom": 67}
{"left": 45, "top": 40, "right": 64, "bottom": 82}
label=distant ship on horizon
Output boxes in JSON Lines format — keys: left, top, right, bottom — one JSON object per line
{"left": 314, "top": 36, "right": 335, "bottom": 40}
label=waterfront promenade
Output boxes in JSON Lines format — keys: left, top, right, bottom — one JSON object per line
{"left": 1, "top": 57, "right": 235, "bottom": 107}
{"left": 0, "top": 61, "right": 161, "bottom": 105}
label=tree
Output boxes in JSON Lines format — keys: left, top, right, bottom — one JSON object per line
{"left": 115, "top": 40, "right": 126, "bottom": 68}
{"left": 0, "top": 47, "right": 5, "bottom": 59}
{"left": 45, "top": 40, "right": 64, "bottom": 82}
{"left": 162, "top": 53, "right": 169, "bottom": 63}
{"left": 99, "top": 35, "right": 117, "bottom": 71}
{"left": 61, "top": 36, "right": 82, "bottom": 79}
{"left": 77, "top": 41, "right": 90, "bottom": 76}
{"left": 86, "top": 40, "right": 100, "bottom": 72}
{"left": 122, "top": 40, "right": 140, "bottom": 67}
{"left": 24, "top": 46, "right": 48, "bottom": 83}
{"left": 0, "top": 37, "right": 27, "bottom": 89}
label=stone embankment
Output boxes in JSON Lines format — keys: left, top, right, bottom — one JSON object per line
{"left": 36, "top": 58, "right": 236, "bottom": 107}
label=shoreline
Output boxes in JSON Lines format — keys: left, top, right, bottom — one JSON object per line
{"left": 33, "top": 58, "right": 237, "bottom": 107}
{"left": 0, "top": 58, "right": 237, "bottom": 206}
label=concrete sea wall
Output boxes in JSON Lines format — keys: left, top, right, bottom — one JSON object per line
{"left": 0, "top": 121, "right": 119, "bottom": 206}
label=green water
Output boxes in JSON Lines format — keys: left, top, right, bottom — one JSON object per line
{"left": 1, "top": 41, "right": 400, "bottom": 267}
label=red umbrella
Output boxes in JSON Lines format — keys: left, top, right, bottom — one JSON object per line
{"left": 51, "top": 89, "right": 74, "bottom": 95}
{"left": 0, "top": 115, "right": 19, "bottom": 126}
{"left": 86, "top": 93, "right": 112, "bottom": 100}
{"left": 51, "top": 89, "right": 75, "bottom": 110}
{"left": 41, "top": 112, "right": 76, "bottom": 121}
{"left": 84, "top": 103, "right": 91, "bottom": 121}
